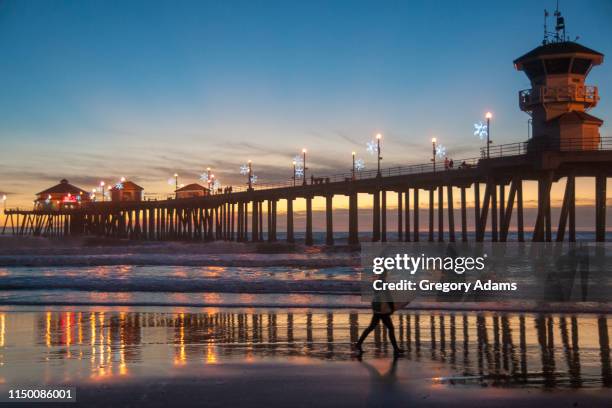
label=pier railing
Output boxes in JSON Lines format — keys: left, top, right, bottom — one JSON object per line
{"left": 481, "top": 135, "right": 612, "bottom": 159}
{"left": 229, "top": 156, "right": 481, "bottom": 193}
{"left": 519, "top": 85, "right": 599, "bottom": 110}
{"left": 5, "top": 136, "right": 612, "bottom": 208}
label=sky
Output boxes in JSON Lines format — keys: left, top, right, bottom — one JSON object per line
{"left": 0, "top": 0, "right": 611, "bottom": 223}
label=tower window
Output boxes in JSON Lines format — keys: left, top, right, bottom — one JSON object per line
{"left": 523, "top": 60, "right": 544, "bottom": 79}
{"left": 544, "top": 58, "right": 571, "bottom": 74}
{"left": 571, "top": 58, "right": 592, "bottom": 74}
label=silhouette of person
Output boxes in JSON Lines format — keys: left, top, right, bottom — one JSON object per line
{"left": 355, "top": 272, "right": 405, "bottom": 356}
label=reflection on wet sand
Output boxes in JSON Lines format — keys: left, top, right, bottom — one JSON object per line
{"left": 0, "top": 310, "right": 609, "bottom": 388}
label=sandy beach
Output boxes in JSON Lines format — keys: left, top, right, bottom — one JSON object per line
{"left": 29, "top": 361, "right": 612, "bottom": 408}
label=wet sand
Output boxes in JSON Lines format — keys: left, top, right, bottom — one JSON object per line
{"left": 36, "top": 362, "right": 612, "bottom": 408}
{"left": 0, "top": 308, "right": 610, "bottom": 407}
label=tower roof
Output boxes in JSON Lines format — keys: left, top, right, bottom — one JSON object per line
{"left": 514, "top": 41, "right": 603, "bottom": 67}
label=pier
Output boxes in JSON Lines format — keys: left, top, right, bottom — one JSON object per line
{"left": 3, "top": 138, "right": 611, "bottom": 243}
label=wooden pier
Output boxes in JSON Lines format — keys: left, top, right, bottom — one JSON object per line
{"left": 4, "top": 139, "right": 611, "bottom": 243}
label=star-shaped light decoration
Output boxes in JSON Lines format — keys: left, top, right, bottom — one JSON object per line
{"left": 355, "top": 158, "right": 365, "bottom": 171}
{"left": 474, "top": 121, "right": 488, "bottom": 140}
{"left": 212, "top": 180, "right": 221, "bottom": 190}
{"left": 293, "top": 155, "right": 304, "bottom": 167}
{"left": 115, "top": 182, "right": 124, "bottom": 190}
{"left": 435, "top": 144, "right": 447, "bottom": 158}
{"left": 239, "top": 164, "right": 250, "bottom": 175}
{"left": 199, "top": 173, "right": 209, "bottom": 183}
{"left": 366, "top": 140, "right": 379, "bottom": 155}
{"left": 292, "top": 154, "right": 305, "bottom": 178}
{"left": 250, "top": 175, "right": 258, "bottom": 184}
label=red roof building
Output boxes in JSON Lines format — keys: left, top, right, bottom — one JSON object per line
{"left": 175, "top": 183, "right": 209, "bottom": 199}
{"left": 35, "top": 179, "right": 91, "bottom": 210}
{"left": 110, "top": 180, "right": 144, "bottom": 202}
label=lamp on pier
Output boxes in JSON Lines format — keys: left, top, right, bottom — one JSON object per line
{"left": 247, "top": 160, "right": 253, "bottom": 190}
{"left": 485, "top": 112, "right": 493, "bottom": 158}
{"left": 174, "top": 173, "right": 179, "bottom": 197}
{"left": 302, "top": 148, "right": 308, "bottom": 185}
{"left": 431, "top": 138, "right": 437, "bottom": 172}
{"left": 99, "top": 181, "right": 105, "bottom": 202}
{"left": 376, "top": 133, "right": 382, "bottom": 177}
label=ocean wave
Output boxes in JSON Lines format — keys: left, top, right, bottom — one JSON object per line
{"left": 0, "top": 276, "right": 361, "bottom": 294}
{"left": 0, "top": 254, "right": 358, "bottom": 268}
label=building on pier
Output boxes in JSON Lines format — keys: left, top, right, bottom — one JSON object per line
{"left": 110, "top": 180, "right": 144, "bottom": 202}
{"left": 175, "top": 183, "right": 210, "bottom": 199}
{"left": 514, "top": 11, "right": 604, "bottom": 151}
{"left": 35, "top": 179, "right": 90, "bottom": 210}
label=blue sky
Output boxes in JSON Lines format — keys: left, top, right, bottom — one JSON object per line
{"left": 0, "top": 0, "right": 611, "bottom": 207}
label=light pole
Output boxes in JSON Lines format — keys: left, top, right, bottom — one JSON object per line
{"left": 247, "top": 160, "right": 253, "bottom": 190}
{"left": 174, "top": 173, "right": 179, "bottom": 198}
{"left": 352, "top": 151, "right": 356, "bottom": 180}
{"left": 376, "top": 133, "right": 382, "bottom": 177}
{"left": 485, "top": 112, "right": 492, "bottom": 158}
{"left": 292, "top": 160, "right": 297, "bottom": 186}
{"left": 431, "top": 138, "right": 437, "bottom": 172}
{"left": 206, "top": 167, "right": 212, "bottom": 193}
{"left": 100, "top": 181, "right": 105, "bottom": 202}
{"left": 302, "top": 148, "right": 307, "bottom": 185}
{"left": 210, "top": 174, "right": 215, "bottom": 195}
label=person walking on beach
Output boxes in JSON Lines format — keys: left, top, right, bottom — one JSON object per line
{"left": 355, "top": 276, "right": 406, "bottom": 356}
